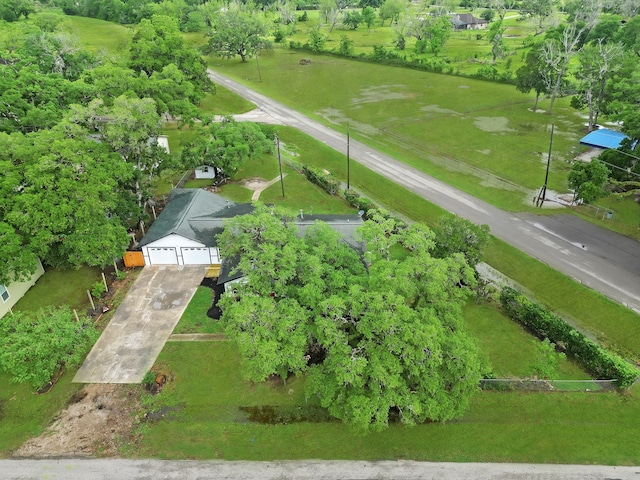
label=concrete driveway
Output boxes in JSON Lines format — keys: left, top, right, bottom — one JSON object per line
{"left": 73, "top": 266, "right": 205, "bottom": 384}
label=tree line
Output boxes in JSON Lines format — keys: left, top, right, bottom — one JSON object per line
{"left": 0, "top": 14, "right": 215, "bottom": 286}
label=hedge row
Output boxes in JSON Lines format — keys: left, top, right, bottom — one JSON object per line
{"left": 343, "top": 188, "right": 376, "bottom": 216}
{"left": 500, "top": 287, "right": 638, "bottom": 388}
{"left": 288, "top": 43, "right": 517, "bottom": 85}
{"left": 300, "top": 164, "right": 340, "bottom": 195}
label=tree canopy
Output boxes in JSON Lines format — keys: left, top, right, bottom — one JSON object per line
{"left": 218, "top": 206, "right": 484, "bottom": 432}
{"left": 180, "top": 117, "right": 273, "bottom": 180}
{"left": 0, "top": 306, "right": 98, "bottom": 390}
{"left": 568, "top": 159, "right": 609, "bottom": 204}
{"left": 204, "top": 7, "right": 270, "bottom": 62}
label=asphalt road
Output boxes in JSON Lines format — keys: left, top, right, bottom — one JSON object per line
{"left": 2, "top": 459, "right": 640, "bottom": 480}
{"left": 208, "top": 69, "right": 640, "bottom": 313}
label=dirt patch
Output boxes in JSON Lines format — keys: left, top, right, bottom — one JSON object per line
{"left": 473, "top": 116, "right": 513, "bottom": 133}
{"left": 240, "top": 176, "right": 269, "bottom": 190}
{"left": 12, "top": 384, "right": 141, "bottom": 458}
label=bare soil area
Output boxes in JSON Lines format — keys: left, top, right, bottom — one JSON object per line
{"left": 13, "top": 384, "right": 141, "bottom": 458}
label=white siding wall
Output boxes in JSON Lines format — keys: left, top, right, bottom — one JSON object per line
{"left": 142, "top": 235, "right": 219, "bottom": 265}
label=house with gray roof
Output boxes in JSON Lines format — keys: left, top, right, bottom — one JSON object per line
{"left": 138, "top": 189, "right": 364, "bottom": 271}
{"left": 138, "top": 189, "right": 253, "bottom": 265}
{"left": 451, "top": 13, "right": 488, "bottom": 30}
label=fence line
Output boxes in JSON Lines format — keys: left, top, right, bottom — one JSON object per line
{"left": 174, "top": 169, "right": 193, "bottom": 189}
{"left": 480, "top": 378, "right": 619, "bottom": 392}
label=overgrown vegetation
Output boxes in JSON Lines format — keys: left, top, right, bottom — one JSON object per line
{"left": 0, "top": 307, "right": 99, "bottom": 390}
{"left": 500, "top": 287, "right": 639, "bottom": 388}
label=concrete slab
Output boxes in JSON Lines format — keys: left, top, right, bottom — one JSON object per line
{"left": 74, "top": 265, "right": 205, "bottom": 384}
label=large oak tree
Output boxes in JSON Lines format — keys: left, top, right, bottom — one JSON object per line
{"left": 218, "top": 206, "right": 483, "bottom": 431}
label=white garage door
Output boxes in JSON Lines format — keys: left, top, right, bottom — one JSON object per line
{"left": 181, "top": 247, "right": 211, "bottom": 265}
{"left": 148, "top": 247, "right": 178, "bottom": 265}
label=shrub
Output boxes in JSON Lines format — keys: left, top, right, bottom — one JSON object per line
{"left": 499, "top": 287, "right": 638, "bottom": 388}
{"left": 0, "top": 307, "right": 99, "bottom": 390}
{"left": 301, "top": 165, "right": 340, "bottom": 195}
{"left": 91, "top": 280, "right": 106, "bottom": 298}
{"left": 274, "top": 28, "right": 287, "bottom": 43}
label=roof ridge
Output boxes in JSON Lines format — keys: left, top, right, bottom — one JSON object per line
{"left": 173, "top": 189, "right": 201, "bottom": 234}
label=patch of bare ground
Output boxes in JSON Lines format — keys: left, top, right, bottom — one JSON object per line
{"left": 12, "top": 384, "right": 141, "bottom": 458}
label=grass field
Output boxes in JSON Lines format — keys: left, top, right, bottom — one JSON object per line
{"left": 14, "top": 266, "right": 101, "bottom": 313}
{"left": 288, "top": 9, "right": 534, "bottom": 75}
{"left": 137, "top": 341, "right": 640, "bottom": 464}
{"left": 462, "top": 301, "right": 590, "bottom": 380}
{"left": 65, "top": 15, "right": 132, "bottom": 55}
{"left": 208, "top": 48, "right": 582, "bottom": 212}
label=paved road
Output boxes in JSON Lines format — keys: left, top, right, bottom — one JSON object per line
{"left": 208, "top": 70, "right": 640, "bottom": 313}
{"left": 2, "top": 459, "right": 640, "bottom": 480}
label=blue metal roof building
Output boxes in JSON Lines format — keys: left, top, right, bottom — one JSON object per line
{"left": 579, "top": 129, "right": 630, "bottom": 149}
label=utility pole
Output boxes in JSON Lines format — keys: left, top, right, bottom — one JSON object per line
{"left": 276, "top": 134, "right": 285, "bottom": 197}
{"left": 537, "top": 123, "right": 554, "bottom": 207}
{"left": 347, "top": 123, "right": 350, "bottom": 190}
{"left": 255, "top": 49, "right": 262, "bottom": 83}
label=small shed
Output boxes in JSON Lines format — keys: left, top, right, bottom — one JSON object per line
{"left": 194, "top": 165, "right": 216, "bottom": 179}
{"left": 579, "top": 129, "right": 630, "bottom": 150}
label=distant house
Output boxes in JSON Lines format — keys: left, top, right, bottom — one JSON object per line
{"left": 451, "top": 13, "right": 488, "bottom": 30}
{"left": 194, "top": 165, "right": 216, "bottom": 179}
{"left": 579, "top": 129, "right": 632, "bottom": 150}
{"left": 0, "top": 260, "right": 45, "bottom": 320}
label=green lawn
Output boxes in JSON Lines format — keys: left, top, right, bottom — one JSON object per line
{"left": 66, "top": 15, "right": 132, "bottom": 55}
{"left": 463, "top": 301, "right": 590, "bottom": 380}
{"left": 14, "top": 266, "right": 101, "bottom": 313}
{"left": 199, "top": 88, "right": 255, "bottom": 115}
{"left": 137, "top": 342, "right": 640, "bottom": 464}
{"left": 184, "top": 179, "right": 213, "bottom": 189}
{"left": 0, "top": 370, "right": 82, "bottom": 456}
{"left": 173, "top": 286, "right": 223, "bottom": 334}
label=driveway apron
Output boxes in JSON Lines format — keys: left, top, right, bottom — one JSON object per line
{"left": 73, "top": 265, "right": 205, "bottom": 384}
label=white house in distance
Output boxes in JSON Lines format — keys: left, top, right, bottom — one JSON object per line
{"left": 451, "top": 13, "right": 488, "bottom": 30}
{"left": 0, "top": 259, "right": 45, "bottom": 319}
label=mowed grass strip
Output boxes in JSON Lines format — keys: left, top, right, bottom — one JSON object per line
{"left": 173, "top": 286, "right": 223, "bottom": 334}
{"left": 65, "top": 15, "right": 132, "bottom": 55}
{"left": 139, "top": 342, "right": 640, "bottom": 464}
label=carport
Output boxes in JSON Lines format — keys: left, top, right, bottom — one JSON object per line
{"left": 579, "top": 129, "right": 630, "bottom": 150}
{"left": 73, "top": 265, "right": 205, "bottom": 384}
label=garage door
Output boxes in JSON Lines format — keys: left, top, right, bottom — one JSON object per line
{"left": 181, "top": 247, "right": 211, "bottom": 265}
{"left": 148, "top": 247, "right": 178, "bottom": 265}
